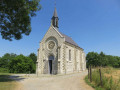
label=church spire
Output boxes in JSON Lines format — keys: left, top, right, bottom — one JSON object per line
{"left": 51, "top": 8, "right": 59, "bottom": 28}
{"left": 53, "top": 8, "right": 58, "bottom": 17}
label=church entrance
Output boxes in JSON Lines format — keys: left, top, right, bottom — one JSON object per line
{"left": 49, "top": 60, "right": 52, "bottom": 74}
{"left": 48, "top": 55, "right": 54, "bottom": 74}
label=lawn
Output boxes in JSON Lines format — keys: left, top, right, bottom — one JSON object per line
{"left": 85, "top": 67, "right": 120, "bottom": 90}
{"left": 0, "top": 73, "right": 19, "bottom": 90}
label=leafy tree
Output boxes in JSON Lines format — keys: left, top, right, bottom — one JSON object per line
{"left": 117, "top": 59, "right": 120, "bottom": 67}
{"left": 86, "top": 51, "right": 120, "bottom": 68}
{"left": 0, "top": 58, "right": 8, "bottom": 68}
{"left": 99, "top": 52, "right": 107, "bottom": 66}
{"left": 9, "top": 55, "right": 35, "bottom": 73}
{"left": 86, "top": 52, "right": 99, "bottom": 67}
{"left": 0, "top": 53, "right": 17, "bottom": 68}
{"left": 28, "top": 53, "right": 37, "bottom": 64}
{"left": 0, "top": 0, "right": 41, "bottom": 41}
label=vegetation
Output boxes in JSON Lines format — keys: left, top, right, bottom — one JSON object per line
{"left": 86, "top": 52, "right": 120, "bottom": 68}
{"left": 0, "top": 73, "right": 19, "bottom": 90}
{"left": 0, "top": 53, "right": 37, "bottom": 73}
{"left": 85, "top": 67, "right": 120, "bottom": 90}
{"left": 0, "top": 0, "right": 41, "bottom": 41}
{"left": 28, "top": 53, "right": 37, "bottom": 64}
{"left": 86, "top": 52, "right": 120, "bottom": 90}
{"left": 9, "top": 55, "right": 35, "bottom": 73}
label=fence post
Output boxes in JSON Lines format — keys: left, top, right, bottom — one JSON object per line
{"left": 99, "top": 68, "right": 102, "bottom": 86}
{"left": 90, "top": 65, "right": 92, "bottom": 82}
{"left": 88, "top": 66, "right": 89, "bottom": 79}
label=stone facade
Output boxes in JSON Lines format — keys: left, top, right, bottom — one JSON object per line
{"left": 36, "top": 8, "right": 86, "bottom": 75}
{"left": 36, "top": 25, "right": 86, "bottom": 75}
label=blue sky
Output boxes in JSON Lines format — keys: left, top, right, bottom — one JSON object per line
{"left": 0, "top": 0, "right": 120, "bottom": 57}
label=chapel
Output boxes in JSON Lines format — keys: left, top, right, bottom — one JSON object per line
{"left": 36, "top": 8, "right": 86, "bottom": 75}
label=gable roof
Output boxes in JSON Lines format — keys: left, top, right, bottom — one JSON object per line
{"left": 60, "top": 32, "right": 80, "bottom": 47}
{"left": 53, "top": 27, "right": 82, "bottom": 48}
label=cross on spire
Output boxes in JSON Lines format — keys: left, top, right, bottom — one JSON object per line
{"left": 54, "top": 0, "right": 56, "bottom": 8}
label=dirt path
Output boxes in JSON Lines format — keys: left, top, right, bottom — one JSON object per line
{"left": 11, "top": 71, "right": 94, "bottom": 90}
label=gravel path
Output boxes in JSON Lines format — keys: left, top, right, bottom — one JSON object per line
{"left": 10, "top": 71, "right": 94, "bottom": 90}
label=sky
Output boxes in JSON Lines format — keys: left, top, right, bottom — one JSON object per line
{"left": 0, "top": 0, "right": 120, "bottom": 57}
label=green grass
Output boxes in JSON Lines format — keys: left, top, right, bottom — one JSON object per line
{"left": 85, "top": 76, "right": 105, "bottom": 90}
{"left": 85, "top": 67, "right": 120, "bottom": 90}
{"left": 0, "top": 73, "right": 18, "bottom": 90}
{"left": 0, "top": 68, "right": 9, "bottom": 73}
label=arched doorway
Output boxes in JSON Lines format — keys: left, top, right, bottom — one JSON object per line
{"left": 48, "top": 55, "right": 54, "bottom": 74}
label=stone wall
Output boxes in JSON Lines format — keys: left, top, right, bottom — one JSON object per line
{"left": 62, "top": 42, "right": 86, "bottom": 74}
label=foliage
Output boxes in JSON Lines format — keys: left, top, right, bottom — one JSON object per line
{"left": 0, "top": 0, "right": 41, "bottom": 41}
{"left": 86, "top": 52, "right": 100, "bottom": 67}
{"left": 28, "top": 53, "right": 37, "bottom": 64}
{"left": 0, "top": 53, "right": 36, "bottom": 73}
{"left": 9, "top": 55, "right": 35, "bottom": 73}
{"left": 0, "top": 53, "right": 17, "bottom": 68}
{"left": 86, "top": 52, "right": 120, "bottom": 68}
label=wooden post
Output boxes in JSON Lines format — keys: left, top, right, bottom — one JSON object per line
{"left": 90, "top": 65, "right": 92, "bottom": 82}
{"left": 88, "top": 66, "right": 89, "bottom": 79}
{"left": 99, "top": 68, "right": 102, "bottom": 86}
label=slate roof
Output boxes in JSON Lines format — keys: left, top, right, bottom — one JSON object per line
{"left": 54, "top": 27, "right": 81, "bottom": 48}
{"left": 59, "top": 32, "right": 80, "bottom": 48}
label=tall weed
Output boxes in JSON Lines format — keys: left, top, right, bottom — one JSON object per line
{"left": 90, "top": 67, "right": 120, "bottom": 90}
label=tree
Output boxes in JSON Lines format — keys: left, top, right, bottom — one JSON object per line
{"left": 0, "top": 0, "right": 41, "bottom": 41}
{"left": 86, "top": 51, "right": 120, "bottom": 68}
{"left": 0, "top": 53, "right": 17, "bottom": 68}
{"left": 86, "top": 52, "right": 99, "bottom": 67}
{"left": 9, "top": 55, "right": 35, "bottom": 73}
{"left": 99, "top": 52, "right": 107, "bottom": 66}
{"left": 28, "top": 53, "right": 37, "bottom": 64}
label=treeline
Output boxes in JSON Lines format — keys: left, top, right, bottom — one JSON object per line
{"left": 86, "top": 52, "right": 120, "bottom": 68}
{"left": 0, "top": 53, "right": 37, "bottom": 73}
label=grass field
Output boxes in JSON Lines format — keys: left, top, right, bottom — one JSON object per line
{"left": 0, "top": 73, "right": 19, "bottom": 90}
{"left": 85, "top": 67, "right": 120, "bottom": 90}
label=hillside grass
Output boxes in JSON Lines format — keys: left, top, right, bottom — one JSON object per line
{"left": 85, "top": 67, "right": 120, "bottom": 90}
{"left": 0, "top": 73, "right": 19, "bottom": 90}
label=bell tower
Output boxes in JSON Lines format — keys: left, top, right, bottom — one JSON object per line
{"left": 51, "top": 8, "right": 59, "bottom": 28}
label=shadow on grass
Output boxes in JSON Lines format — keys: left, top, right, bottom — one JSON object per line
{"left": 0, "top": 74, "right": 25, "bottom": 82}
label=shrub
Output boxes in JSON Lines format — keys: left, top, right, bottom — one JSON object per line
{"left": 9, "top": 55, "right": 35, "bottom": 73}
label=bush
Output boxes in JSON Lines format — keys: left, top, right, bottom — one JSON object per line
{"left": 9, "top": 55, "right": 35, "bottom": 73}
